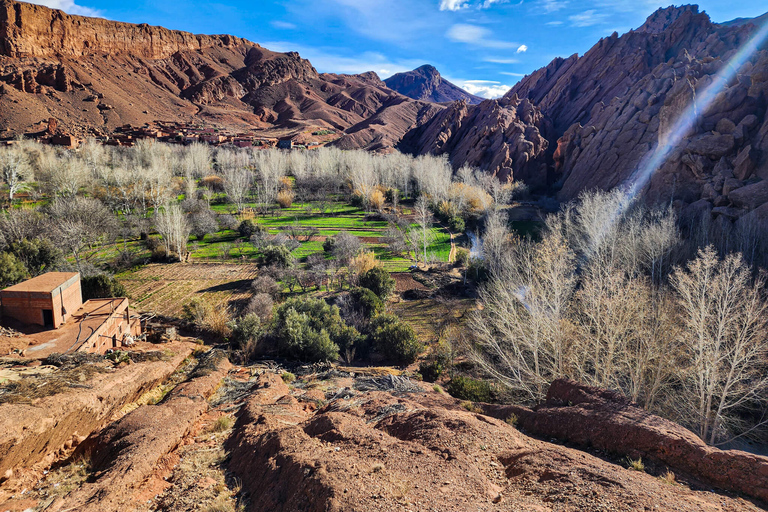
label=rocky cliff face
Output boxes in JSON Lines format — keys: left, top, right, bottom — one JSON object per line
{"left": 0, "top": 0, "right": 439, "bottom": 146}
{"left": 0, "top": 0, "right": 247, "bottom": 59}
{"left": 384, "top": 65, "right": 483, "bottom": 105}
{"left": 402, "top": 95, "right": 551, "bottom": 187}
{"left": 406, "top": 5, "right": 768, "bottom": 235}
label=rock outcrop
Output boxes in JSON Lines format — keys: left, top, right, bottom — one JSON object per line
{"left": 225, "top": 373, "right": 761, "bottom": 511}
{"left": 0, "top": 0, "right": 442, "bottom": 146}
{"left": 384, "top": 65, "right": 483, "bottom": 105}
{"left": 482, "top": 379, "right": 768, "bottom": 504}
{"left": 407, "top": 5, "right": 768, "bottom": 227}
{"left": 403, "top": 95, "right": 551, "bottom": 187}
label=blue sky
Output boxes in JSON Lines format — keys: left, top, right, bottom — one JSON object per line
{"left": 36, "top": 0, "right": 768, "bottom": 98}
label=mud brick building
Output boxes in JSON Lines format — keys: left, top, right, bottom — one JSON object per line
{"left": 0, "top": 272, "right": 82, "bottom": 328}
{"left": 0, "top": 273, "right": 141, "bottom": 357}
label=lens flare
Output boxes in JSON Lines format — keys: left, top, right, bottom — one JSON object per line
{"left": 623, "top": 18, "right": 768, "bottom": 204}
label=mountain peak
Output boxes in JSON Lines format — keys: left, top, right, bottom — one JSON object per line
{"left": 637, "top": 4, "right": 702, "bottom": 33}
{"left": 384, "top": 65, "right": 483, "bottom": 105}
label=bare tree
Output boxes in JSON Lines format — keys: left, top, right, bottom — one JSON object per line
{"left": 413, "top": 195, "right": 434, "bottom": 264}
{"left": 671, "top": 246, "right": 768, "bottom": 445}
{"left": 0, "top": 144, "right": 32, "bottom": 202}
{"left": 48, "top": 197, "right": 118, "bottom": 272}
{"left": 223, "top": 166, "right": 253, "bottom": 213}
{"left": 155, "top": 204, "right": 192, "bottom": 261}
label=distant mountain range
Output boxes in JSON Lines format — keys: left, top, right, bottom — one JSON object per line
{"left": 3, "top": 0, "right": 768, "bottom": 236}
{"left": 384, "top": 65, "right": 483, "bottom": 105}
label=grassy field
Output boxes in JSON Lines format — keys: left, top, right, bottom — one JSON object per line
{"left": 107, "top": 200, "right": 454, "bottom": 316}
{"left": 117, "top": 263, "right": 259, "bottom": 317}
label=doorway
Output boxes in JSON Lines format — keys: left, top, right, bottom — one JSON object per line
{"left": 42, "top": 309, "right": 54, "bottom": 327}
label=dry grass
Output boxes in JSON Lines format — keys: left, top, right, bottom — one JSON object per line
{"left": 209, "top": 415, "right": 234, "bottom": 433}
{"left": 626, "top": 457, "right": 645, "bottom": 472}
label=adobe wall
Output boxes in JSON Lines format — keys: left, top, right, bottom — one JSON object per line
{"left": 0, "top": 294, "right": 55, "bottom": 326}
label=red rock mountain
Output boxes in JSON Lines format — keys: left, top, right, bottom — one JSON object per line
{"left": 5, "top": 0, "right": 768, "bottom": 229}
{"left": 384, "top": 65, "right": 483, "bottom": 105}
{"left": 0, "top": 0, "right": 441, "bottom": 149}
{"left": 404, "top": 5, "right": 768, "bottom": 231}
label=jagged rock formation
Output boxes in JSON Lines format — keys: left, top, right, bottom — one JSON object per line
{"left": 406, "top": 5, "right": 768, "bottom": 233}
{"left": 0, "top": 0, "right": 440, "bottom": 146}
{"left": 402, "top": 95, "right": 551, "bottom": 187}
{"left": 384, "top": 64, "right": 483, "bottom": 105}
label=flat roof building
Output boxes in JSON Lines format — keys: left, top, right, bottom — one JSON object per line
{"left": 1, "top": 272, "right": 82, "bottom": 328}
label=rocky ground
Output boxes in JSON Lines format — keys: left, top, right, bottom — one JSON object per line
{"left": 0, "top": 343, "right": 766, "bottom": 512}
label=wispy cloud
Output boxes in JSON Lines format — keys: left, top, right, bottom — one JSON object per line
{"left": 545, "top": 20, "right": 564, "bottom": 25}
{"left": 569, "top": 9, "right": 607, "bottom": 27}
{"left": 262, "top": 41, "right": 424, "bottom": 77}
{"left": 34, "top": 0, "right": 101, "bottom": 17}
{"left": 446, "top": 24, "right": 517, "bottom": 48}
{"left": 439, "top": 0, "right": 508, "bottom": 11}
{"left": 500, "top": 71, "right": 526, "bottom": 76}
{"left": 539, "top": 0, "right": 568, "bottom": 13}
{"left": 484, "top": 57, "right": 520, "bottom": 63}
{"left": 516, "top": 44, "right": 528, "bottom": 52}
{"left": 456, "top": 79, "right": 511, "bottom": 98}
{"left": 271, "top": 20, "right": 297, "bottom": 30}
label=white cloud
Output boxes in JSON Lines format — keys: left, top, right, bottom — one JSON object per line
{"left": 569, "top": 9, "right": 606, "bottom": 27}
{"left": 545, "top": 20, "right": 564, "bottom": 25}
{"left": 484, "top": 57, "right": 520, "bottom": 64}
{"left": 516, "top": 44, "right": 528, "bottom": 53}
{"left": 540, "top": 0, "right": 568, "bottom": 13}
{"left": 33, "top": 0, "right": 100, "bottom": 17}
{"left": 500, "top": 71, "right": 526, "bottom": 76}
{"left": 458, "top": 80, "right": 511, "bottom": 99}
{"left": 440, "top": 0, "right": 468, "bottom": 10}
{"left": 271, "top": 20, "right": 298, "bottom": 30}
{"left": 446, "top": 24, "right": 516, "bottom": 49}
{"left": 439, "top": 0, "right": 508, "bottom": 11}
{"left": 262, "top": 41, "right": 424, "bottom": 77}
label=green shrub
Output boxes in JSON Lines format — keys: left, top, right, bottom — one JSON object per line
{"left": 259, "top": 244, "right": 293, "bottom": 267}
{"left": 0, "top": 252, "right": 28, "bottom": 288}
{"left": 358, "top": 267, "right": 395, "bottom": 300}
{"left": 369, "top": 314, "right": 423, "bottom": 364}
{"left": 350, "top": 287, "right": 383, "bottom": 318}
{"left": 449, "top": 216, "right": 465, "bottom": 233}
{"left": 229, "top": 313, "right": 263, "bottom": 358}
{"left": 273, "top": 297, "right": 360, "bottom": 362}
{"left": 238, "top": 219, "right": 265, "bottom": 238}
{"left": 454, "top": 247, "right": 470, "bottom": 266}
{"left": 419, "top": 360, "right": 444, "bottom": 383}
{"left": 419, "top": 341, "right": 452, "bottom": 382}
{"left": 81, "top": 274, "right": 128, "bottom": 300}
{"left": 9, "top": 238, "right": 63, "bottom": 276}
{"left": 446, "top": 376, "right": 492, "bottom": 403}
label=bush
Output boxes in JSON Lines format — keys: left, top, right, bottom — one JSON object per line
{"left": 369, "top": 314, "right": 423, "bottom": 364}
{"left": 10, "top": 238, "right": 63, "bottom": 276}
{"left": 358, "top": 267, "right": 395, "bottom": 300}
{"left": 190, "top": 210, "right": 219, "bottom": 240}
{"left": 449, "top": 216, "right": 465, "bottom": 233}
{"left": 0, "top": 252, "right": 28, "bottom": 288}
{"left": 273, "top": 297, "right": 360, "bottom": 362}
{"left": 250, "top": 275, "right": 281, "bottom": 300}
{"left": 81, "top": 274, "right": 128, "bottom": 300}
{"left": 349, "top": 287, "right": 383, "bottom": 319}
{"left": 277, "top": 189, "right": 295, "bottom": 208}
{"left": 446, "top": 376, "right": 492, "bottom": 403}
{"left": 238, "top": 219, "right": 265, "bottom": 238}
{"left": 245, "top": 293, "right": 274, "bottom": 322}
{"left": 218, "top": 214, "right": 239, "bottom": 231}
{"left": 454, "top": 247, "right": 469, "bottom": 266}
{"left": 259, "top": 244, "right": 294, "bottom": 267}
{"left": 229, "top": 313, "right": 263, "bottom": 359}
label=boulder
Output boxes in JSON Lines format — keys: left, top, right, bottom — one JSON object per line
{"left": 728, "top": 179, "right": 768, "bottom": 209}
